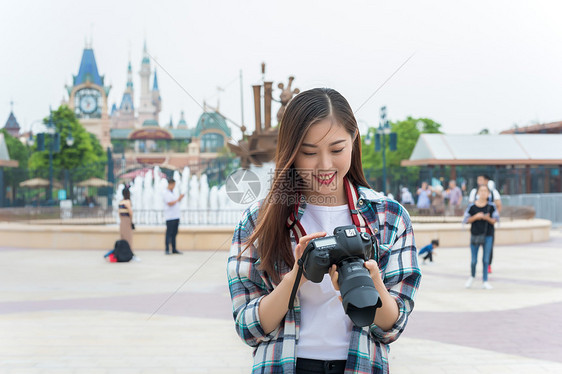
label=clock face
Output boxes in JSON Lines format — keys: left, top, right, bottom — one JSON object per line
{"left": 80, "top": 95, "right": 97, "bottom": 114}
{"left": 75, "top": 88, "right": 102, "bottom": 118}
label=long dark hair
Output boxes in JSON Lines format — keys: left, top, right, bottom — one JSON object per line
{"left": 122, "top": 188, "right": 131, "bottom": 201}
{"left": 245, "top": 88, "right": 370, "bottom": 282}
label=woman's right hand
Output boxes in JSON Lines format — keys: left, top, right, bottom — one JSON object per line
{"left": 291, "top": 232, "right": 327, "bottom": 286}
{"left": 259, "top": 231, "right": 327, "bottom": 334}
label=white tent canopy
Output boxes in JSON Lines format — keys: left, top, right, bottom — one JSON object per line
{"left": 402, "top": 134, "right": 562, "bottom": 166}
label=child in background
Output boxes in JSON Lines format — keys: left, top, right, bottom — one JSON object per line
{"left": 419, "top": 239, "right": 439, "bottom": 264}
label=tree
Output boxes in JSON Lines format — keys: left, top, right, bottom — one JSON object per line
{"left": 361, "top": 116, "right": 443, "bottom": 193}
{"left": 28, "top": 105, "right": 107, "bottom": 198}
{"left": 1, "top": 129, "right": 30, "bottom": 205}
{"left": 29, "top": 105, "right": 106, "bottom": 172}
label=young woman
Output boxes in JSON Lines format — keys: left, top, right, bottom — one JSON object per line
{"left": 227, "top": 88, "right": 421, "bottom": 374}
{"left": 463, "top": 184, "right": 499, "bottom": 290}
{"left": 416, "top": 182, "right": 431, "bottom": 210}
{"left": 118, "top": 187, "right": 134, "bottom": 249}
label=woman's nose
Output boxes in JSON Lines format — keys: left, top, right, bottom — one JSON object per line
{"left": 318, "top": 152, "right": 332, "bottom": 170}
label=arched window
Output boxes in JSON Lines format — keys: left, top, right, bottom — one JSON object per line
{"left": 200, "top": 133, "right": 224, "bottom": 153}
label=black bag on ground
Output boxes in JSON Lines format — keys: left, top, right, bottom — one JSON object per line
{"left": 113, "top": 240, "right": 134, "bottom": 262}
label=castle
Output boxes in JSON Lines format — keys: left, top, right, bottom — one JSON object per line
{"left": 63, "top": 42, "right": 231, "bottom": 170}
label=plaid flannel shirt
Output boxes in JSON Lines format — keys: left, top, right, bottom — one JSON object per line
{"left": 227, "top": 186, "right": 421, "bottom": 374}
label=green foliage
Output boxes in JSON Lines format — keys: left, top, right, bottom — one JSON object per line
{"left": 1, "top": 129, "right": 29, "bottom": 168}
{"left": 28, "top": 105, "right": 107, "bottom": 178}
{"left": 1, "top": 129, "right": 30, "bottom": 189}
{"left": 361, "top": 116, "right": 443, "bottom": 192}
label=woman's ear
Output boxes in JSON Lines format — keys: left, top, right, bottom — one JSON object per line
{"left": 353, "top": 129, "right": 359, "bottom": 142}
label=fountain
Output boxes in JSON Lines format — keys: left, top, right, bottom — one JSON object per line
{"left": 113, "top": 162, "right": 275, "bottom": 226}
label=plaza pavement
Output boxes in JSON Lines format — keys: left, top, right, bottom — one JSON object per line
{"left": 1, "top": 228, "right": 562, "bottom": 373}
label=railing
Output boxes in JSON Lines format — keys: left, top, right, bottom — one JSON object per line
{"left": 3, "top": 195, "right": 555, "bottom": 226}
{"left": 0, "top": 207, "right": 246, "bottom": 226}
{"left": 131, "top": 209, "right": 245, "bottom": 226}
{"left": 0, "top": 206, "right": 115, "bottom": 225}
{"left": 502, "top": 193, "right": 562, "bottom": 225}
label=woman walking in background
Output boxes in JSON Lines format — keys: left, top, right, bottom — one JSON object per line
{"left": 118, "top": 187, "right": 134, "bottom": 250}
{"left": 416, "top": 181, "right": 431, "bottom": 210}
{"left": 463, "top": 184, "right": 499, "bottom": 290}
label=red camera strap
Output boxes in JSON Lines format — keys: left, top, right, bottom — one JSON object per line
{"left": 285, "top": 177, "right": 373, "bottom": 242}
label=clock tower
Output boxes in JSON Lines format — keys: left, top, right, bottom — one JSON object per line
{"left": 66, "top": 43, "right": 112, "bottom": 148}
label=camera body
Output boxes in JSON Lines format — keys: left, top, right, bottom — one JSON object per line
{"left": 302, "top": 226, "right": 373, "bottom": 282}
{"left": 301, "top": 225, "right": 382, "bottom": 327}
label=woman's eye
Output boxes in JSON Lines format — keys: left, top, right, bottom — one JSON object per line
{"left": 332, "top": 148, "right": 344, "bottom": 153}
{"left": 302, "top": 152, "right": 316, "bottom": 156}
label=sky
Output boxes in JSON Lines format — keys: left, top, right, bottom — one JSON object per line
{"left": 2, "top": 0, "right": 562, "bottom": 140}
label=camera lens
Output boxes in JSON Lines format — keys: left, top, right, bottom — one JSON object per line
{"left": 338, "top": 260, "right": 382, "bottom": 327}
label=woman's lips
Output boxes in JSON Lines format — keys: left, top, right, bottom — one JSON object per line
{"left": 314, "top": 173, "right": 336, "bottom": 185}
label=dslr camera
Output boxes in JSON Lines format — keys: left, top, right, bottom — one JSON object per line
{"left": 301, "top": 225, "right": 382, "bottom": 327}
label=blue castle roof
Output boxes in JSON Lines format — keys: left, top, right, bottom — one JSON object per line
{"left": 152, "top": 70, "right": 159, "bottom": 91}
{"left": 120, "top": 92, "right": 134, "bottom": 111}
{"left": 73, "top": 48, "right": 103, "bottom": 86}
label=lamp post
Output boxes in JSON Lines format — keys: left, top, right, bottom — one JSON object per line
{"left": 365, "top": 106, "right": 397, "bottom": 194}
{"left": 29, "top": 108, "right": 74, "bottom": 203}
{"left": 107, "top": 147, "right": 114, "bottom": 207}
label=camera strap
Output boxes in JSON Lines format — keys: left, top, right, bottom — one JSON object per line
{"left": 288, "top": 259, "right": 304, "bottom": 310}
{"left": 288, "top": 244, "right": 314, "bottom": 310}
{"left": 286, "top": 178, "right": 375, "bottom": 310}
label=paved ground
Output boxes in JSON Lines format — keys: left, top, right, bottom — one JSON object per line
{"left": 1, "top": 229, "right": 562, "bottom": 373}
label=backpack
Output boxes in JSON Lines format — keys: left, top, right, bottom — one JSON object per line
{"left": 112, "top": 240, "right": 134, "bottom": 262}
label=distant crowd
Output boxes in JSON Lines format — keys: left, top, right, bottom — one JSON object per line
{"left": 392, "top": 174, "right": 501, "bottom": 216}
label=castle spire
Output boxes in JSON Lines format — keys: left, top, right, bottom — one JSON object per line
{"left": 177, "top": 110, "right": 187, "bottom": 128}
{"left": 73, "top": 46, "right": 103, "bottom": 86}
{"left": 152, "top": 69, "right": 159, "bottom": 91}
{"left": 126, "top": 61, "right": 133, "bottom": 92}
{"left": 142, "top": 39, "right": 150, "bottom": 65}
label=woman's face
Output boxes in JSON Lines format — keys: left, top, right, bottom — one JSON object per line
{"left": 478, "top": 185, "right": 489, "bottom": 201}
{"left": 293, "top": 119, "right": 354, "bottom": 205}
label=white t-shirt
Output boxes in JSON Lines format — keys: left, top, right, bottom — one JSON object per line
{"left": 162, "top": 189, "right": 181, "bottom": 221}
{"left": 297, "top": 203, "right": 354, "bottom": 360}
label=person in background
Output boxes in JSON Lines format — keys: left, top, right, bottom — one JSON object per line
{"left": 418, "top": 239, "right": 439, "bottom": 264}
{"left": 431, "top": 184, "right": 445, "bottom": 215}
{"left": 468, "top": 175, "right": 501, "bottom": 273}
{"left": 469, "top": 175, "right": 502, "bottom": 211}
{"left": 401, "top": 187, "right": 415, "bottom": 205}
{"left": 463, "top": 184, "right": 499, "bottom": 290}
{"left": 162, "top": 177, "right": 185, "bottom": 255}
{"left": 445, "top": 180, "right": 463, "bottom": 215}
{"left": 118, "top": 187, "right": 134, "bottom": 250}
{"left": 416, "top": 181, "right": 431, "bottom": 210}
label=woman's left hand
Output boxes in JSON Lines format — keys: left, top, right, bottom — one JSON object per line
{"left": 364, "top": 259, "right": 384, "bottom": 288}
